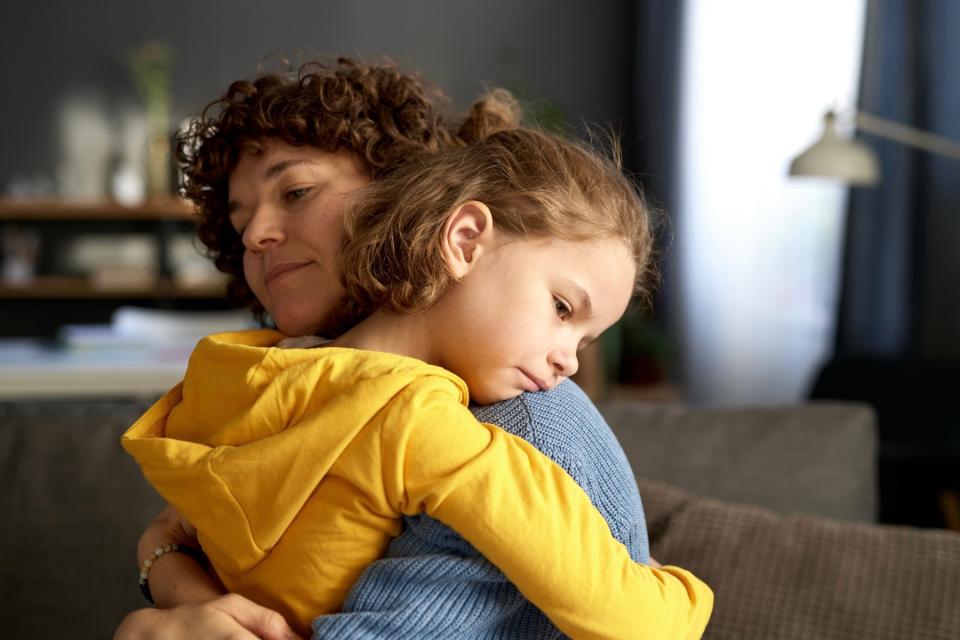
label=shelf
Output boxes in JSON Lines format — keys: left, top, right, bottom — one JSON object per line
{"left": 0, "top": 337, "right": 189, "bottom": 399}
{"left": 0, "top": 197, "right": 195, "bottom": 221}
{"left": 0, "top": 276, "right": 225, "bottom": 299}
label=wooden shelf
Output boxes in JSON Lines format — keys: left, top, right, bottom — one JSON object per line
{"left": 0, "top": 276, "right": 225, "bottom": 299}
{"left": 0, "top": 197, "right": 195, "bottom": 221}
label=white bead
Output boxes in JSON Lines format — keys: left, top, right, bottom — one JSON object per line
{"left": 154, "top": 547, "right": 164, "bottom": 557}
{"left": 139, "top": 571, "right": 148, "bottom": 579}
{"left": 163, "top": 544, "right": 172, "bottom": 552}
{"left": 143, "top": 558, "right": 153, "bottom": 568}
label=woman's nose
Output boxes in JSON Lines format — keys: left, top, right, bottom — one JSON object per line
{"left": 242, "top": 207, "right": 286, "bottom": 251}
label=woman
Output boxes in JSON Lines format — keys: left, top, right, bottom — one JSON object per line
{"left": 116, "top": 57, "right": 649, "bottom": 640}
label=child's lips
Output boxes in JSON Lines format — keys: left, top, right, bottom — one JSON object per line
{"left": 264, "top": 261, "right": 312, "bottom": 288}
{"left": 519, "top": 369, "right": 549, "bottom": 392}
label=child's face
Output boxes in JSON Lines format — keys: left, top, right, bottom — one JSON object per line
{"left": 430, "top": 236, "right": 635, "bottom": 405}
{"left": 228, "top": 139, "right": 370, "bottom": 336}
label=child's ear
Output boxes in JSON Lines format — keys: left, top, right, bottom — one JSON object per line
{"left": 440, "top": 201, "right": 494, "bottom": 279}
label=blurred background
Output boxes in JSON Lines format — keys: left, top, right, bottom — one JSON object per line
{"left": 0, "top": 0, "right": 957, "bottom": 527}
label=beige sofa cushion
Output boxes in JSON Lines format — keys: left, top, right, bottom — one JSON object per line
{"left": 601, "top": 402, "right": 878, "bottom": 522}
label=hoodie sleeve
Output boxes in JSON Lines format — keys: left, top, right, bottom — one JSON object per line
{"left": 379, "top": 380, "right": 713, "bottom": 640}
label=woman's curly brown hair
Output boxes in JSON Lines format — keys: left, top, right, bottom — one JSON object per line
{"left": 178, "top": 56, "right": 490, "bottom": 312}
{"left": 335, "top": 127, "right": 656, "bottom": 331}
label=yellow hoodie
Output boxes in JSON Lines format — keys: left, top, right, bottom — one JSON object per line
{"left": 123, "top": 329, "right": 712, "bottom": 639}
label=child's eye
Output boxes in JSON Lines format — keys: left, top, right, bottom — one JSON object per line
{"left": 285, "top": 187, "right": 311, "bottom": 202}
{"left": 554, "top": 296, "right": 572, "bottom": 319}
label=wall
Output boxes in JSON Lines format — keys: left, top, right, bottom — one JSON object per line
{"left": 0, "top": 0, "right": 634, "bottom": 188}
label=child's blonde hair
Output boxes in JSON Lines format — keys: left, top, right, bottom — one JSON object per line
{"left": 338, "top": 118, "right": 657, "bottom": 326}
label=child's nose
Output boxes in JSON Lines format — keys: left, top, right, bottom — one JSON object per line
{"left": 549, "top": 347, "right": 579, "bottom": 378}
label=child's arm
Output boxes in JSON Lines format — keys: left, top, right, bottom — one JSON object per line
{"left": 385, "top": 386, "right": 714, "bottom": 640}
{"left": 137, "top": 505, "right": 224, "bottom": 607}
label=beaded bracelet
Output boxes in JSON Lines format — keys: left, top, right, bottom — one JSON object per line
{"left": 138, "top": 542, "right": 207, "bottom": 603}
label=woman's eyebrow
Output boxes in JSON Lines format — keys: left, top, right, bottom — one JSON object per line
{"left": 264, "top": 158, "right": 309, "bottom": 180}
{"left": 228, "top": 159, "right": 313, "bottom": 213}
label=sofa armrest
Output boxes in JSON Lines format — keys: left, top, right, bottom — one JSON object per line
{"left": 599, "top": 402, "right": 878, "bottom": 522}
{"left": 639, "top": 478, "right": 960, "bottom": 640}
{"left": 0, "top": 400, "right": 165, "bottom": 639}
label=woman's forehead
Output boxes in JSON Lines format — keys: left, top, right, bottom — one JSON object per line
{"left": 229, "top": 141, "right": 368, "bottom": 194}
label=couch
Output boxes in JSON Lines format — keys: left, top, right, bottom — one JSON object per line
{"left": 1, "top": 399, "right": 958, "bottom": 639}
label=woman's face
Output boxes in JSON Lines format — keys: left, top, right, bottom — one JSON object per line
{"left": 228, "top": 139, "right": 370, "bottom": 336}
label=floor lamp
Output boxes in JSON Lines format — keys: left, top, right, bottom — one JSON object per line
{"left": 791, "top": 110, "right": 960, "bottom": 528}
{"left": 789, "top": 109, "right": 960, "bottom": 184}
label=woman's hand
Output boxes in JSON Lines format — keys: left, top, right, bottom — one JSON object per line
{"left": 114, "top": 594, "right": 302, "bottom": 640}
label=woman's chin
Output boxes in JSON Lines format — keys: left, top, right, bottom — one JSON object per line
{"left": 268, "top": 288, "right": 353, "bottom": 337}
{"left": 272, "top": 309, "right": 325, "bottom": 338}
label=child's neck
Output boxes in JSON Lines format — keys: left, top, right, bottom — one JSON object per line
{"left": 329, "top": 309, "right": 437, "bottom": 364}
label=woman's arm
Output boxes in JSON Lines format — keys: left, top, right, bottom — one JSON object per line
{"left": 122, "top": 510, "right": 299, "bottom": 639}
{"left": 114, "top": 594, "right": 301, "bottom": 640}
{"left": 137, "top": 505, "right": 223, "bottom": 607}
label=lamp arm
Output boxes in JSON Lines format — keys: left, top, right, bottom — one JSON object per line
{"left": 855, "top": 111, "right": 960, "bottom": 161}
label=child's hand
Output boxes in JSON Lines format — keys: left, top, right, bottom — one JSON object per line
{"left": 114, "top": 593, "right": 302, "bottom": 640}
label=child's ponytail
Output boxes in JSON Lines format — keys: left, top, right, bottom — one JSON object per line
{"left": 456, "top": 89, "right": 523, "bottom": 144}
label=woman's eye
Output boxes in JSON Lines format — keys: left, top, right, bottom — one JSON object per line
{"left": 285, "top": 187, "right": 310, "bottom": 202}
{"left": 229, "top": 215, "right": 247, "bottom": 235}
{"left": 554, "top": 296, "right": 572, "bottom": 319}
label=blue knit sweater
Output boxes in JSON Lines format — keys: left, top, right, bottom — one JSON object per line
{"left": 310, "top": 380, "right": 649, "bottom": 639}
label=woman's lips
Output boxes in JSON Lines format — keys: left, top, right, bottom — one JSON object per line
{"left": 264, "top": 261, "right": 312, "bottom": 288}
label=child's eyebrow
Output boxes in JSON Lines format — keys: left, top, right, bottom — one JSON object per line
{"left": 563, "top": 279, "right": 593, "bottom": 318}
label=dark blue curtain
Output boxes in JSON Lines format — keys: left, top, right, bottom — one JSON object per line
{"left": 632, "top": 0, "right": 685, "bottom": 321}
{"left": 816, "top": 0, "right": 960, "bottom": 528}
{"left": 615, "top": 0, "right": 685, "bottom": 385}
{"left": 837, "top": 0, "right": 960, "bottom": 359}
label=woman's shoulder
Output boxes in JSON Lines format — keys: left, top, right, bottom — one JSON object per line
{"left": 472, "top": 380, "right": 648, "bottom": 559}
{"left": 471, "top": 380, "right": 634, "bottom": 486}
{"left": 471, "top": 380, "right": 607, "bottom": 442}
{"left": 470, "top": 380, "right": 630, "bottom": 476}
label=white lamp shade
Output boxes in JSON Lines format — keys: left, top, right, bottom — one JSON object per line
{"left": 789, "top": 113, "right": 880, "bottom": 186}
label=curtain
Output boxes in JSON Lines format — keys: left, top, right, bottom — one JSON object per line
{"left": 837, "top": 0, "right": 960, "bottom": 359}
{"left": 816, "top": 0, "right": 960, "bottom": 526}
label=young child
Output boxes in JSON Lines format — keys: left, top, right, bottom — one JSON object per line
{"left": 122, "top": 128, "right": 713, "bottom": 639}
